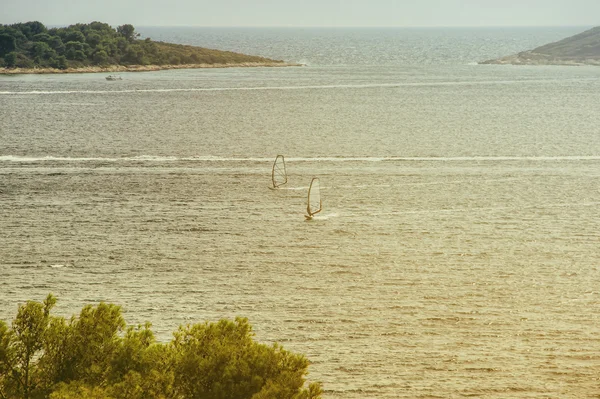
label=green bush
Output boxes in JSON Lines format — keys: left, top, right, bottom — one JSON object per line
{"left": 3, "top": 51, "right": 17, "bottom": 67}
{"left": 49, "top": 55, "right": 68, "bottom": 69}
{"left": 0, "top": 295, "right": 322, "bottom": 399}
{"left": 93, "top": 50, "right": 109, "bottom": 65}
{"left": 0, "top": 32, "right": 17, "bottom": 57}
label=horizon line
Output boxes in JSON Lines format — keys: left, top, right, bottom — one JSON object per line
{"left": 136, "top": 24, "right": 594, "bottom": 29}
{"left": 1, "top": 21, "right": 594, "bottom": 29}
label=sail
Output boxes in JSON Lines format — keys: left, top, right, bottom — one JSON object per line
{"left": 271, "top": 155, "right": 287, "bottom": 188}
{"left": 306, "top": 177, "right": 322, "bottom": 216}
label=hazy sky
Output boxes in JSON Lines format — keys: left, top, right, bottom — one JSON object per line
{"left": 1, "top": 0, "right": 599, "bottom": 27}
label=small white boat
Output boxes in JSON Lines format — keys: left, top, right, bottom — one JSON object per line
{"left": 105, "top": 74, "right": 122, "bottom": 81}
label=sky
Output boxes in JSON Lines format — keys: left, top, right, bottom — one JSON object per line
{"left": 0, "top": 0, "right": 599, "bottom": 28}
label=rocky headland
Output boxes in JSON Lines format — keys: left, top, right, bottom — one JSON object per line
{"left": 480, "top": 26, "right": 600, "bottom": 66}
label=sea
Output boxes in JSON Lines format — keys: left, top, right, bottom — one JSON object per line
{"left": 1, "top": 27, "right": 599, "bottom": 398}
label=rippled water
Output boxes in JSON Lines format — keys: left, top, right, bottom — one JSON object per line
{"left": 1, "top": 27, "right": 600, "bottom": 398}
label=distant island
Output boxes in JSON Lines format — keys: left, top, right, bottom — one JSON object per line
{"left": 480, "top": 26, "right": 600, "bottom": 66}
{"left": 0, "top": 21, "right": 299, "bottom": 74}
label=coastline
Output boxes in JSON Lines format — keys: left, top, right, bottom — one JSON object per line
{"left": 479, "top": 26, "right": 600, "bottom": 66}
{"left": 479, "top": 51, "right": 600, "bottom": 66}
{"left": 0, "top": 61, "right": 303, "bottom": 75}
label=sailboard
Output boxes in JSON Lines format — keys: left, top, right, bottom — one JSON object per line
{"left": 269, "top": 155, "right": 288, "bottom": 189}
{"left": 304, "top": 177, "right": 322, "bottom": 220}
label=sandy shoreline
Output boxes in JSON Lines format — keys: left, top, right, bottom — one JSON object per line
{"left": 0, "top": 61, "right": 303, "bottom": 75}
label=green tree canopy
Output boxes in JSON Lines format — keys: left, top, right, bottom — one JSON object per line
{"left": 116, "top": 24, "right": 138, "bottom": 42}
{"left": 62, "top": 29, "right": 85, "bottom": 44}
{"left": 12, "top": 21, "right": 47, "bottom": 39}
{"left": 0, "top": 33, "right": 17, "bottom": 57}
{"left": 0, "top": 295, "right": 322, "bottom": 399}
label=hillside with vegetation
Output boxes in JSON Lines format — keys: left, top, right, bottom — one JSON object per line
{"left": 0, "top": 21, "right": 293, "bottom": 73}
{"left": 480, "top": 26, "right": 600, "bottom": 66}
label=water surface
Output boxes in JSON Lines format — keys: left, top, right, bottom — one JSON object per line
{"left": 1, "top": 27, "right": 599, "bottom": 398}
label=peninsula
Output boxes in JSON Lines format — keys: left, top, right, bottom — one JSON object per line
{"left": 0, "top": 21, "right": 299, "bottom": 74}
{"left": 480, "top": 26, "right": 600, "bottom": 66}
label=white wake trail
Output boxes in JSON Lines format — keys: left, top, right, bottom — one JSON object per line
{"left": 2, "top": 155, "right": 599, "bottom": 163}
{"left": 1, "top": 78, "right": 595, "bottom": 96}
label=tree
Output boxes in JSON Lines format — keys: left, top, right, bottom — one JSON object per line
{"left": 21, "top": 21, "right": 47, "bottom": 38}
{"left": 122, "top": 44, "right": 147, "bottom": 65}
{"left": 0, "top": 320, "right": 14, "bottom": 399}
{"left": 49, "top": 382, "right": 111, "bottom": 399}
{"left": 32, "top": 32, "right": 52, "bottom": 43}
{"left": 172, "top": 317, "right": 321, "bottom": 399}
{"left": 116, "top": 24, "right": 139, "bottom": 42}
{"left": 0, "top": 33, "right": 16, "bottom": 57}
{"left": 48, "top": 36, "right": 65, "bottom": 54}
{"left": 62, "top": 29, "right": 85, "bottom": 45}
{"left": 1, "top": 296, "right": 322, "bottom": 399}
{"left": 55, "top": 55, "right": 68, "bottom": 69}
{"left": 88, "top": 21, "right": 115, "bottom": 35}
{"left": 7, "top": 294, "right": 56, "bottom": 399}
{"left": 55, "top": 303, "right": 125, "bottom": 385}
{"left": 86, "top": 32, "right": 102, "bottom": 47}
{"left": 92, "top": 49, "right": 109, "bottom": 65}
{"left": 99, "top": 39, "right": 118, "bottom": 57}
{"left": 31, "top": 41, "right": 56, "bottom": 60}
{"left": 10, "top": 21, "right": 46, "bottom": 39}
{"left": 65, "top": 41, "right": 86, "bottom": 61}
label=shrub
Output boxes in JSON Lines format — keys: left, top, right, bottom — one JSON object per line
{"left": 0, "top": 295, "right": 322, "bottom": 399}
